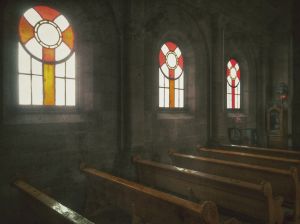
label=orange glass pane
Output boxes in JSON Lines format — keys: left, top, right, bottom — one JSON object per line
{"left": 43, "top": 48, "right": 55, "bottom": 62}
{"left": 43, "top": 64, "right": 55, "bottom": 105}
{"left": 19, "top": 17, "right": 34, "bottom": 44}
{"left": 169, "top": 79, "right": 175, "bottom": 108}
{"left": 34, "top": 6, "right": 60, "bottom": 21}
{"left": 62, "top": 27, "right": 74, "bottom": 50}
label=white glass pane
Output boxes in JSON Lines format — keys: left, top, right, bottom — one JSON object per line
{"left": 227, "top": 94, "right": 232, "bottom": 109}
{"left": 19, "top": 74, "right": 31, "bottom": 105}
{"left": 236, "top": 83, "right": 240, "bottom": 94}
{"left": 24, "top": 8, "right": 42, "bottom": 27}
{"left": 32, "top": 75, "right": 43, "bottom": 105}
{"left": 25, "top": 38, "right": 43, "bottom": 60}
{"left": 227, "top": 82, "right": 232, "bottom": 94}
{"left": 55, "top": 78, "right": 65, "bottom": 106}
{"left": 237, "top": 95, "right": 240, "bottom": 109}
{"left": 174, "top": 47, "right": 182, "bottom": 57}
{"left": 54, "top": 15, "right": 70, "bottom": 32}
{"left": 159, "top": 70, "right": 164, "bottom": 87}
{"left": 164, "top": 88, "right": 169, "bottom": 108}
{"left": 180, "top": 90, "right": 184, "bottom": 108}
{"left": 18, "top": 43, "right": 31, "bottom": 74}
{"left": 175, "top": 78, "right": 179, "bottom": 89}
{"left": 32, "top": 58, "right": 42, "bottom": 75}
{"left": 175, "top": 89, "right": 179, "bottom": 107}
{"left": 174, "top": 66, "right": 182, "bottom": 78}
{"left": 235, "top": 95, "right": 238, "bottom": 109}
{"left": 159, "top": 88, "right": 164, "bottom": 108}
{"left": 227, "top": 61, "right": 232, "bottom": 69}
{"left": 161, "top": 44, "right": 169, "bottom": 55}
{"left": 164, "top": 76, "right": 169, "bottom": 88}
{"left": 55, "top": 42, "right": 71, "bottom": 61}
{"left": 55, "top": 62, "right": 65, "bottom": 77}
{"left": 66, "top": 53, "right": 75, "bottom": 78}
{"left": 161, "top": 64, "right": 169, "bottom": 78}
{"left": 66, "top": 79, "right": 75, "bottom": 106}
{"left": 180, "top": 74, "right": 184, "bottom": 89}
{"left": 37, "top": 23, "right": 60, "bottom": 46}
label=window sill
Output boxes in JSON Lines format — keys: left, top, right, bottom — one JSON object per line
{"left": 3, "top": 112, "right": 92, "bottom": 125}
{"left": 157, "top": 111, "right": 194, "bottom": 120}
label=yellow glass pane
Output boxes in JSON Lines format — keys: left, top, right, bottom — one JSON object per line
{"left": 169, "top": 79, "right": 175, "bottom": 108}
{"left": 43, "top": 64, "right": 55, "bottom": 105}
{"left": 62, "top": 26, "right": 74, "bottom": 50}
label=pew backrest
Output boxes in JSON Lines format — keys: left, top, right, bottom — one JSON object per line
{"left": 207, "top": 144, "right": 300, "bottom": 160}
{"left": 198, "top": 147, "right": 300, "bottom": 177}
{"left": 81, "top": 165, "right": 219, "bottom": 224}
{"left": 169, "top": 151, "right": 300, "bottom": 221}
{"left": 133, "top": 158, "right": 283, "bottom": 224}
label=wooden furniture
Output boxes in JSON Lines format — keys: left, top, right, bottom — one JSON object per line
{"left": 169, "top": 151, "right": 300, "bottom": 222}
{"left": 267, "top": 105, "right": 288, "bottom": 148}
{"left": 207, "top": 143, "right": 300, "bottom": 160}
{"left": 13, "top": 180, "right": 94, "bottom": 224}
{"left": 198, "top": 147, "right": 300, "bottom": 179}
{"left": 80, "top": 164, "right": 219, "bottom": 224}
{"left": 132, "top": 157, "right": 283, "bottom": 224}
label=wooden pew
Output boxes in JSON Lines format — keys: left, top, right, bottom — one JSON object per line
{"left": 14, "top": 180, "right": 94, "bottom": 224}
{"left": 169, "top": 151, "right": 300, "bottom": 222}
{"left": 80, "top": 164, "right": 219, "bottom": 224}
{"left": 197, "top": 147, "right": 300, "bottom": 179}
{"left": 132, "top": 157, "right": 283, "bottom": 224}
{"left": 207, "top": 143, "right": 300, "bottom": 160}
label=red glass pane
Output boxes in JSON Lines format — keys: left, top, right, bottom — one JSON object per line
{"left": 34, "top": 6, "right": 60, "bottom": 21}
{"left": 19, "top": 16, "right": 34, "bottom": 44}
{"left": 165, "top": 42, "right": 177, "bottom": 52}
{"left": 43, "top": 48, "right": 55, "bottom": 62}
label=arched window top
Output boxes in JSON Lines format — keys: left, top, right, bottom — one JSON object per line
{"left": 226, "top": 59, "right": 241, "bottom": 109}
{"left": 159, "top": 41, "right": 184, "bottom": 108}
{"left": 19, "top": 6, "right": 74, "bottom": 63}
{"left": 18, "top": 6, "right": 76, "bottom": 106}
{"left": 159, "top": 41, "right": 184, "bottom": 80}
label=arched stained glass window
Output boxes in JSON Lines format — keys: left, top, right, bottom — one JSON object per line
{"left": 18, "top": 6, "right": 75, "bottom": 106}
{"left": 159, "top": 41, "right": 184, "bottom": 108}
{"left": 226, "top": 59, "right": 240, "bottom": 109}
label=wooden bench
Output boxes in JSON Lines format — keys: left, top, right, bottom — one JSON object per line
{"left": 80, "top": 164, "right": 219, "bottom": 224}
{"left": 169, "top": 151, "right": 300, "bottom": 222}
{"left": 207, "top": 143, "right": 300, "bottom": 160}
{"left": 132, "top": 157, "right": 283, "bottom": 224}
{"left": 197, "top": 147, "right": 300, "bottom": 179}
{"left": 13, "top": 180, "right": 94, "bottom": 224}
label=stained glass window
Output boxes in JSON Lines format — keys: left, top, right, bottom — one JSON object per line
{"left": 18, "top": 6, "right": 75, "bottom": 106}
{"left": 159, "top": 41, "right": 184, "bottom": 108}
{"left": 226, "top": 59, "right": 240, "bottom": 109}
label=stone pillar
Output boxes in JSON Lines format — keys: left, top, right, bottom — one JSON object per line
{"left": 210, "top": 14, "right": 227, "bottom": 143}
{"left": 124, "top": 0, "right": 145, "bottom": 150}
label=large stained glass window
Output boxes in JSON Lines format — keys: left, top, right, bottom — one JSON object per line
{"left": 226, "top": 59, "right": 240, "bottom": 109}
{"left": 18, "top": 6, "right": 75, "bottom": 106}
{"left": 159, "top": 41, "right": 184, "bottom": 108}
